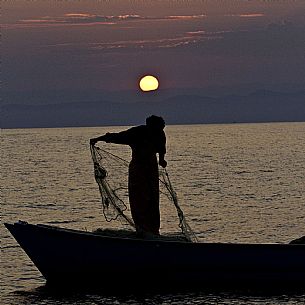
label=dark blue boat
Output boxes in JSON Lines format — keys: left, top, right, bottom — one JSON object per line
{"left": 4, "top": 221, "right": 305, "bottom": 292}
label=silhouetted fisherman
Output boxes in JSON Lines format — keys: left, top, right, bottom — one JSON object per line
{"left": 90, "top": 115, "right": 167, "bottom": 236}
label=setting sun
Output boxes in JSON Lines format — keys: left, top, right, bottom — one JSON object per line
{"left": 139, "top": 75, "right": 159, "bottom": 92}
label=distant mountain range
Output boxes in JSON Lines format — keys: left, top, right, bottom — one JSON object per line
{"left": 2, "top": 90, "right": 305, "bottom": 128}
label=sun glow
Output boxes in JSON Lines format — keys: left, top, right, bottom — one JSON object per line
{"left": 139, "top": 75, "right": 159, "bottom": 92}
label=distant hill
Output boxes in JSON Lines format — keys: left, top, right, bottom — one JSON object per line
{"left": 1, "top": 90, "right": 305, "bottom": 128}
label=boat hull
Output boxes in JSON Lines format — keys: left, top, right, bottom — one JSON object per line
{"left": 4, "top": 222, "right": 305, "bottom": 291}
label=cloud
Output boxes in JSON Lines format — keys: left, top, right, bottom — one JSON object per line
{"left": 18, "top": 13, "right": 137, "bottom": 26}
{"left": 43, "top": 30, "right": 222, "bottom": 53}
{"left": 239, "top": 14, "right": 265, "bottom": 18}
{"left": 186, "top": 30, "right": 206, "bottom": 35}
{"left": 30, "top": 17, "right": 303, "bottom": 60}
{"left": 4, "top": 13, "right": 207, "bottom": 29}
{"left": 90, "top": 37, "right": 195, "bottom": 50}
{"left": 186, "top": 23, "right": 305, "bottom": 59}
{"left": 3, "top": 13, "right": 144, "bottom": 28}
{"left": 226, "top": 13, "right": 265, "bottom": 18}
{"left": 167, "top": 15, "right": 207, "bottom": 20}
{"left": 91, "top": 22, "right": 304, "bottom": 59}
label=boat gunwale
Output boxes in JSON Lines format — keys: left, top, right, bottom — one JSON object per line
{"left": 4, "top": 221, "right": 305, "bottom": 249}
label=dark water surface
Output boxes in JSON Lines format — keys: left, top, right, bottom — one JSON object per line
{"left": 1, "top": 123, "right": 305, "bottom": 304}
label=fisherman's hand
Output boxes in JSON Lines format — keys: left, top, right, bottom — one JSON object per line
{"left": 90, "top": 134, "right": 110, "bottom": 145}
{"left": 90, "top": 138, "right": 97, "bottom": 145}
{"left": 159, "top": 159, "right": 167, "bottom": 168}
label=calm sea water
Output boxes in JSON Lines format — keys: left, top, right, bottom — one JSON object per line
{"left": 1, "top": 123, "right": 305, "bottom": 304}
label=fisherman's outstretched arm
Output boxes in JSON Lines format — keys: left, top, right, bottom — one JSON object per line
{"left": 90, "top": 129, "right": 134, "bottom": 145}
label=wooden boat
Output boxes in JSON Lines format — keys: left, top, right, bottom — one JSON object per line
{"left": 4, "top": 221, "right": 305, "bottom": 292}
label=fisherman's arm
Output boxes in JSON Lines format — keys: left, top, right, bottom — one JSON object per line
{"left": 158, "top": 131, "right": 167, "bottom": 168}
{"left": 90, "top": 129, "right": 135, "bottom": 145}
{"left": 158, "top": 152, "right": 167, "bottom": 168}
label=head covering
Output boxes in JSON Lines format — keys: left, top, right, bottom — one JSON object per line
{"left": 146, "top": 115, "right": 165, "bottom": 129}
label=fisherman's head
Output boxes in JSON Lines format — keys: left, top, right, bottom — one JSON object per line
{"left": 146, "top": 115, "right": 165, "bottom": 130}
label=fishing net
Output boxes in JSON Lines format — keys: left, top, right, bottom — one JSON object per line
{"left": 90, "top": 144, "right": 197, "bottom": 242}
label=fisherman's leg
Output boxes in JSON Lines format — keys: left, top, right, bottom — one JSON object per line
{"left": 150, "top": 161, "right": 161, "bottom": 234}
{"left": 128, "top": 161, "right": 147, "bottom": 233}
{"left": 128, "top": 159, "right": 160, "bottom": 235}
{"left": 140, "top": 162, "right": 160, "bottom": 235}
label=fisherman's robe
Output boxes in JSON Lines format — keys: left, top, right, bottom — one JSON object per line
{"left": 104, "top": 126, "right": 166, "bottom": 235}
